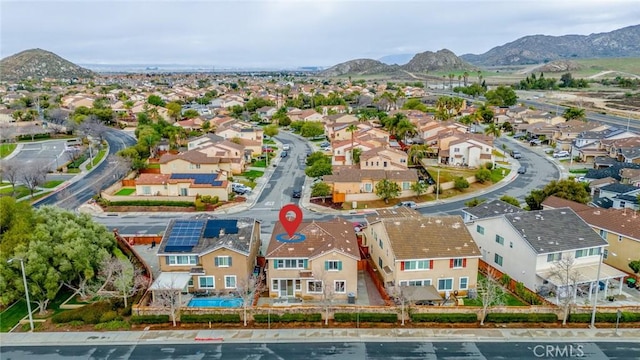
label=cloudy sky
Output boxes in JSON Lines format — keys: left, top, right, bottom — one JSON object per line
{"left": 1, "top": 0, "right": 639, "bottom": 68}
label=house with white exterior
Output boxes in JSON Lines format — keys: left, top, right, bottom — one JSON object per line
{"left": 466, "top": 208, "right": 626, "bottom": 303}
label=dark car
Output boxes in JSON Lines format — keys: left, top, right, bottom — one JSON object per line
{"left": 292, "top": 190, "right": 302, "bottom": 198}
{"left": 518, "top": 166, "right": 527, "bottom": 174}
{"left": 281, "top": 151, "right": 288, "bottom": 158}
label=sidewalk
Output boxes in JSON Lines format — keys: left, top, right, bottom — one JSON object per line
{"left": 3, "top": 328, "right": 639, "bottom": 346}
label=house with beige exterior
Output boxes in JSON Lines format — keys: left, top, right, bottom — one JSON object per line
{"left": 365, "top": 215, "right": 480, "bottom": 296}
{"left": 323, "top": 167, "right": 419, "bottom": 203}
{"left": 359, "top": 147, "right": 409, "bottom": 170}
{"left": 160, "top": 142, "right": 247, "bottom": 175}
{"left": 150, "top": 218, "right": 261, "bottom": 299}
{"left": 135, "top": 173, "right": 230, "bottom": 201}
{"left": 265, "top": 219, "right": 360, "bottom": 301}
{"left": 216, "top": 120, "right": 264, "bottom": 143}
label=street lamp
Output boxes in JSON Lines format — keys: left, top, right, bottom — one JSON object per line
{"left": 7, "top": 258, "right": 34, "bottom": 331}
{"left": 591, "top": 250, "right": 616, "bottom": 328}
{"left": 436, "top": 168, "right": 441, "bottom": 201}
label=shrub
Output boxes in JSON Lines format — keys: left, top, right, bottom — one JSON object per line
{"left": 94, "top": 320, "right": 130, "bottom": 330}
{"left": 105, "top": 200, "right": 194, "bottom": 207}
{"left": 253, "top": 313, "right": 321, "bottom": 323}
{"left": 568, "top": 312, "right": 640, "bottom": 323}
{"left": 130, "top": 315, "right": 170, "bottom": 324}
{"left": 454, "top": 177, "right": 470, "bottom": 190}
{"left": 334, "top": 313, "right": 397, "bottom": 323}
{"left": 411, "top": 313, "right": 477, "bottom": 323}
{"left": 484, "top": 162, "right": 494, "bottom": 169}
{"left": 181, "top": 314, "right": 241, "bottom": 323}
{"left": 485, "top": 313, "right": 557, "bottom": 323}
{"left": 513, "top": 282, "right": 542, "bottom": 305}
{"left": 99, "top": 311, "right": 120, "bottom": 323}
{"left": 194, "top": 198, "right": 206, "bottom": 211}
{"left": 52, "top": 301, "right": 114, "bottom": 324}
{"left": 475, "top": 168, "right": 492, "bottom": 183}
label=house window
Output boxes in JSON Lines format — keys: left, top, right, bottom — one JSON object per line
{"left": 438, "top": 278, "right": 453, "bottom": 291}
{"left": 454, "top": 148, "right": 460, "bottom": 153}
{"left": 334, "top": 280, "right": 346, "bottom": 293}
{"left": 379, "top": 239, "right": 383, "bottom": 249}
{"left": 295, "top": 279, "right": 301, "bottom": 291}
{"left": 180, "top": 188, "right": 188, "bottom": 196}
{"left": 378, "top": 257, "right": 383, "bottom": 269}
{"left": 402, "top": 182, "right": 411, "bottom": 190}
{"left": 167, "top": 255, "right": 197, "bottom": 265}
{"left": 459, "top": 277, "right": 469, "bottom": 290}
{"left": 603, "top": 249, "right": 609, "bottom": 260}
{"left": 476, "top": 225, "right": 485, "bottom": 235}
{"left": 510, "top": 241, "right": 513, "bottom": 248}
{"left": 325, "top": 260, "right": 342, "bottom": 271}
{"left": 495, "top": 235, "right": 504, "bottom": 245}
{"left": 403, "top": 260, "right": 432, "bottom": 271}
{"left": 618, "top": 235, "right": 623, "bottom": 242}
{"left": 400, "top": 158, "right": 406, "bottom": 163}
{"left": 452, "top": 258, "right": 464, "bottom": 268}
{"left": 547, "top": 253, "right": 562, "bottom": 262}
{"left": 383, "top": 161, "right": 388, "bottom": 167}
{"left": 215, "top": 256, "right": 231, "bottom": 267}
{"left": 494, "top": 253, "right": 503, "bottom": 266}
{"left": 224, "top": 275, "right": 236, "bottom": 289}
{"left": 365, "top": 161, "right": 369, "bottom": 166}
{"left": 599, "top": 229, "right": 608, "bottom": 239}
{"left": 400, "top": 279, "right": 432, "bottom": 286}
{"left": 275, "top": 259, "right": 306, "bottom": 269}
{"left": 199, "top": 276, "right": 215, "bottom": 289}
{"left": 588, "top": 247, "right": 601, "bottom": 256}
{"left": 307, "top": 280, "right": 323, "bottom": 293}
{"left": 188, "top": 278, "right": 194, "bottom": 287}
{"left": 272, "top": 279, "right": 279, "bottom": 291}
{"left": 620, "top": 201, "right": 626, "bottom": 208}
{"left": 142, "top": 186, "right": 151, "bottom": 195}
{"left": 364, "top": 183, "right": 373, "bottom": 192}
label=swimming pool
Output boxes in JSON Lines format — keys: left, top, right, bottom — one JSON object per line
{"left": 188, "top": 297, "right": 243, "bottom": 308}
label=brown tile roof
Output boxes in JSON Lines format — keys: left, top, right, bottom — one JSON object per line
{"left": 159, "top": 150, "right": 230, "bottom": 164}
{"left": 136, "top": 173, "right": 170, "bottom": 185}
{"left": 381, "top": 216, "right": 481, "bottom": 260}
{"left": 366, "top": 207, "right": 423, "bottom": 224}
{"left": 323, "top": 167, "right": 417, "bottom": 183}
{"left": 266, "top": 219, "right": 360, "bottom": 260}
{"left": 576, "top": 208, "right": 640, "bottom": 241}
{"left": 541, "top": 196, "right": 592, "bottom": 211}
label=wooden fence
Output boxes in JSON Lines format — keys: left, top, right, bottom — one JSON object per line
{"left": 364, "top": 259, "right": 392, "bottom": 305}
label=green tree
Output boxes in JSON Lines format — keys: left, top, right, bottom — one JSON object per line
{"left": 402, "top": 98, "right": 428, "bottom": 112}
{"left": 300, "top": 122, "right": 324, "bottom": 138}
{"left": 306, "top": 152, "right": 330, "bottom": 166}
{"left": 485, "top": 86, "right": 517, "bottom": 106}
{"left": 346, "top": 124, "right": 358, "bottom": 162}
{"left": 475, "top": 104, "right": 495, "bottom": 123}
{"left": 464, "top": 198, "right": 487, "bottom": 207}
{"left": 182, "top": 109, "right": 200, "bottom": 119}
{"left": 263, "top": 124, "right": 279, "bottom": 138}
{"left": 395, "top": 119, "right": 417, "bottom": 143}
{"left": 525, "top": 179, "right": 590, "bottom": 210}
{"left": 147, "top": 95, "right": 165, "bottom": 107}
{"left": 166, "top": 102, "right": 182, "bottom": 121}
{"left": 454, "top": 177, "right": 470, "bottom": 191}
{"left": 563, "top": 107, "right": 586, "bottom": 121}
{"left": 407, "top": 144, "right": 431, "bottom": 166}
{"left": 352, "top": 148, "right": 362, "bottom": 164}
{"left": 311, "top": 182, "right": 332, "bottom": 202}
{"left": 375, "top": 179, "right": 401, "bottom": 203}
{"left": 305, "top": 161, "right": 332, "bottom": 178}
{"left": 484, "top": 123, "right": 502, "bottom": 138}
{"left": 411, "top": 181, "right": 428, "bottom": 197}
{"left": 499, "top": 195, "right": 521, "bottom": 207}
{"left": 475, "top": 168, "right": 492, "bottom": 183}
{"left": 628, "top": 260, "right": 640, "bottom": 283}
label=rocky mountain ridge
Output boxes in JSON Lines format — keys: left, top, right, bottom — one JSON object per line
{"left": 0, "top": 48, "right": 96, "bottom": 81}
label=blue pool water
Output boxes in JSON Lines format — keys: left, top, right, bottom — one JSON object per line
{"left": 188, "top": 297, "right": 243, "bottom": 308}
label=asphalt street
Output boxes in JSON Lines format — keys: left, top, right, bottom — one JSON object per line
{"left": 10, "top": 139, "right": 67, "bottom": 171}
{"left": 3, "top": 341, "right": 639, "bottom": 359}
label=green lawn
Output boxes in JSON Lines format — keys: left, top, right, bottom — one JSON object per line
{"left": 42, "top": 180, "right": 64, "bottom": 189}
{"left": 147, "top": 163, "right": 160, "bottom": 169}
{"left": 115, "top": 188, "right": 136, "bottom": 196}
{"left": 490, "top": 167, "right": 510, "bottom": 183}
{"left": 28, "top": 191, "right": 52, "bottom": 203}
{"left": 0, "top": 143, "right": 17, "bottom": 158}
{"left": 263, "top": 139, "right": 276, "bottom": 145}
{"left": 252, "top": 160, "right": 267, "bottom": 168}
{"left": 240, "top": 170, "right": 264, "bottom": 179}
{"left": 463, "top": 293, "right": 526, "bottom": 307}
{"left": 67, "top": 168, "right": 81, "bottom": 174}
{"left": 86, "top": 149, "right": 107, "bottom": 171}
{"left": 0, "top": 185, "right": 30, "bottom": 199}
{"left": 0, "top": 300, "right": 28, "bottom": 332}
{"left": 569, "top": 168, "right": 589, "bottom": 174}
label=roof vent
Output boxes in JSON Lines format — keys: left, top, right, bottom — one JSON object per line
{"left": 394, "top": 221, "right": 401, "bottom": 226}
{"left": 578, "top": 237, "right": 584, "bottom": 241}
{"left": 420, "top": 223, "right": 426, "bottom": 228}
{"left": 219, "top": 228, "right": 225, "bottom": 237}
{"left": 288, "top": 247, "right": 294, "bottom": 251}
{"left": 308, "top": 247, "right": 314, "bottom": 251}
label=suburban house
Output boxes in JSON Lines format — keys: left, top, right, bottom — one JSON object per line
{"left": 465, "top": 207, "right": 626, "bottom": 302}
{"left": 366, "top": 215, "right": 481, "bottom": 297}
{"left": 461, "top": 199, "right": 522, "bottom": 223}
{"left": 216, "top": 120, "right": 264, "bottom": 142}
{"left": 287, "top": 109, "right": 324, "bottom": 122}
{"left": 442, "top": 136, "right": 494, "bottom": 167}
{"left": 359, "top": 147, "right": 409, "bottom": 170}
{"left": 593, "top": 183, "right": 640, "bottom": 210}
{"left": 323, "top": 167, "right": 419, "bottom": 203}
{"left": 542, "top": 195, "right": 640, "bottom": 276}
{"left": 161, "top": 140, "right": 248, "bottom": 175}
{"left": 256, "top": 106, "right": 277, "bottom": 121}
{"left": 620, "top": 168, "right": 640, "bottom": 186}
{"left": 150, "top": 218, "right": 261, "bottom": 299}
{"left": 331, "top": 139, "right": 375, "bottom": 166}
{"left": 265, "top": 218, "right": 360, "bottom": 300}
{"left": 551, "top": 120, "right": 606, "bottom": 151}
{"left": 135, "top": 173, "right": 230, "bottom": 201}
{"left": 361, "top": 207, "right": 424, "bottom": 251}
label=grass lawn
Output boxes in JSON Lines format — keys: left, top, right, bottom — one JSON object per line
{"left": 0, "top": 300, "right": 27, "bottom": 332}
{"left": 0, "top": 185, "right": 30, "bottom": 199}
{"left": 147, "top": 163, "right": 160, "bottom": 169}
{"left": 239, "top": 170, "right": 264, "bottom": 179}
{"left": 569, "top": 168, "right": 589, "bottom": 174}
{"left": 263, "top": 139, "right": 276, "bottom": 145}
{"left": 427, "top": 166, "right": 476, "bottom": 183}
{"left": 463, "top": 293, "right": 526, "bottom": 306}
{"left": 66, "top": 168, "right": 81, "bottom": 174}
{"left": 28, "top": 191, "right": 52, "bottom": 203}
{"left": 86, "top": 149, "right": 107, "bottom": 171}
{"left": 42, "top": 180, "right": 64, "bottom": 189}
{"left": 252, "top": 160, "right": 267, "bottom": 168}
{"left": 490, "top": 167, "right": 510, "bottom": 183}
{"left": 115, "top": 188, "right": 136, "bottom": 196}
{"left": 0, "top": 143, "right": 17, "bottom": 158}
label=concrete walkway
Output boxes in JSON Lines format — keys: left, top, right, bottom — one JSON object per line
{"left": 3, "top": 328, "right": 639, "bottom": 346}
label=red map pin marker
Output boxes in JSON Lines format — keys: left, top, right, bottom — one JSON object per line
{"left": 279, "top": 203, "right": 303, "bottom": 238}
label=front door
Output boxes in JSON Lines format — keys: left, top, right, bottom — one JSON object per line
{"left": 279, "top": 279, "right": 294, "bottom": 297}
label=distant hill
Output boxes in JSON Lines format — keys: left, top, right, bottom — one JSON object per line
{"left": 320, "top": 49, "right": 474, "bottom": 77}
{"left": 0, "top": 48, "right": 96, "bottom": 81}
{"left": 378, "top": 54, "right": 414, "bottom": 65}
{"left": 461, "top": 24, "right": 640, "bottom": 66}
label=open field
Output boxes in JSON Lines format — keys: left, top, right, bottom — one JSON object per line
{"left": 572, "top": 58, "right": 640, "bottom": 78}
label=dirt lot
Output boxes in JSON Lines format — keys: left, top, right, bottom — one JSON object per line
{"left": 545, "top": 91, "right": 640, "bottom": 118}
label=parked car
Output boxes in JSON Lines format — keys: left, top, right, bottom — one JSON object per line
{"left": 319, "top": 141, "right": 330, "bottom": 147}
{"left": 518, "top": 166, "right": 527, "bottom": 174}
{"left": 282, "top": 144, "right": 291, "bottom": 151}
{"left": 553, "top": 151, "right": 570, "bottom": 158}
{"left": 292, "top": 189, "right": 302, "bottom": 198}
{"left": 262, "top": 146, "right": 274, "bottom": 153}
{"left": 352, "top": 222, "right": 367, "bottom": 233}
{"left": 232, "top": 183, "right": 251, "bottom": 195}
{"left": 395, "top": 201, "right": 418, "bottom": 209}
{"left": 281, "top": 151, "right": 288, "bottom": 158}
{"left": 510, "top": 150, "right": 522, "bottom": 159}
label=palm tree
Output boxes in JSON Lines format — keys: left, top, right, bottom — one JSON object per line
{"left": 463, "top": 71, "right": 469, "bottom": 87}
{"left": 395, "top": 119, "right": 417, "bottom": 144}
{"left": 407, "top": 144, "right": 431, "bottom": 166}
{"left": 458, "top": 75, "right": 462, "bottom": 88}
{"left": 448, "top": 73, "right": 455, "bottom": 89}
{"left": 484, "top": 123, "right": 501, "bottom": 138}
{"left": 384, "top": 113, "right": 406, "bottom": 137}
{"left": 346, "top": 124, "right": 358, "bottom": 163}
{"left": 477, "top": 70, "right": 482, "bottom": 84}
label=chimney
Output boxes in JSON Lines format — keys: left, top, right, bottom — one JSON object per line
{"left": 219, "top": 228, "right": 225, "bottom": 237}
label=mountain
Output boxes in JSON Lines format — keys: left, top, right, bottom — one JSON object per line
{"left": 378, "top": 54, "right": 414, "bottom": 65}
{"left": 0, "top": 48, "right": 96, "bottom": 81}
{"left": 320, "top": 49, "right": 474, "bottom": 77}
{"left": 461, "top": 24, "right": 640, "bottom": 66}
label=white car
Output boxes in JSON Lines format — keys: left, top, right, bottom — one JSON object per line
{"left": 553, "top": 151, "right": 570, "bottom": 158}
{"left": 282, "top": 144, "right": 290, "bottom": 151}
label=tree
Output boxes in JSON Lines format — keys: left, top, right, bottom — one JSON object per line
{"left": 484, "top": 123, "right": 501, "bottom": 138}
{"left": 478, "top": 269, "right": 505, "bottom": 325}
{"left": 78, "top": 115, "right": 109, "bottom": 143}
{"left": 629, "top": 260, "right": 640, "bottom": 283}
{"left": 475, "top": 105, "right": 495, "bottom": 124}
{"left": 375, "top": 179, "right": 400, "bottom": 203}
{"left": 454, "top": 177, "right": 470, "bottom": 191}
{"left": 346, "top": 124, "right": 358, "bottom": 162}
{"left": 499, "top": 195, "right": 521, "bottom": 207}
{"left": 166, "top": 102, "right": 182, "bottom": 121}
{"left": 300, "top": 122, "right": 324, "bottom": 138}
{"left": 236, "top": 273, "right": 266, "bottom": 326}
{"left": 104, "top": 258, "right": 148, "bottom": 308}
{"left": 305, "top": 161, "right": 332, "bottom": 178}
{"left": 525, "top": 179, "right": 591, "bottom": 210}
{"left": 21, "top": 160, "right": 49, "bottom": 197}
{"left": 485, "top": 86, "right": 517, "bottom": 107}
{"left": 264, "top": 124, "right": 279, "bottom": 139}
{"left": 475, "top": 168, "right": 491, "bottom": 183}
{"left": 182, "top": 109, "right": 199, "bottom": 119}
{"left": 147, "top": 95, "right": 165, "bottom": 107}
{"left": 548, "top": 255, "right": 581, "bottom": 325}
{"left": 407, "top": 144, "right": 431, "bottom": 167}
{"left": 153, "top": 287, "right": 181, "bottom": 327}
{"left": 387, "top": 285, "right": 409, "bottom": 326}
{"left": 465, "top": 198, "right": 487, "bottom": 207}
{"left": 563, "top": 107, "right": 586, "bottom": 121}
{"left": 311, "top": 182, "right": 332, "bottom": 202}
{"left": 0, "top": 159, "right": 22, "bottom": 196}
{"left": 352, "top": 148, "right": 362, "bottom": 164}
{"left": 411, "top": 181, "right": 428, "bottom": 197}
{"left": 395, "top": 119, "right": 417, "bottom": 143}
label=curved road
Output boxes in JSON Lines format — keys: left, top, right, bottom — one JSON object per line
{"left": 33, "top": 129, "right": 137, "bottom": 210}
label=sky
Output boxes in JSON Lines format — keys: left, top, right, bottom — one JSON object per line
{"left": 1, "top": 0, "right": 639, "bottom": 68}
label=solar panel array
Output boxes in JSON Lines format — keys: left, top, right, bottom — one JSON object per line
{"left": 204, "top": 219, "right": 239, "bottom": 238}
{"left": 165, "top": 220, "right": 205, "bottom": 252}
{"left": 170, "top": 173, "right": 221, "bottom": 185}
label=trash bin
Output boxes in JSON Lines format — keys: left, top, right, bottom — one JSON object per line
{"left": 348, "top": 292, "right": 355, "bottom": 304}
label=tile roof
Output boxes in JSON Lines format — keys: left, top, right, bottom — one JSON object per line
{"left": 541, "top": 196, "right": 592, "bottom": 212}
{"left": 323, "top": 167, "right": 418, "bottom": 183}
{"left": 503, "top": 209, "right": 607, "bottom": 254}
{"left": 266, "top": 218, "right": 360, "bottom": 260}
{"left": 463, "top": 199, "right": 523, "bottom": 219}
{"left": 380, "top": 216, "right": 480, "bottom": 260}
{"left": 159, "top": 149, "right": 231, "bottom": 164}
{"left": 136, "top": 173, "right": 170, "bottom": 185}
{"left": 365, "top": 207, "right": 423, "bottom": 224}
{"left": 599, "top": 183, "right": 639, "bottom": 194}
{"left": 575, "top": 207, "right": 640, "bottom": 241}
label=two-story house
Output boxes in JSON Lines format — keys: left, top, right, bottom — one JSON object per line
{"left": 135, "top": 173, "right": 230, "bottom": 201}
{"left": 367, "top": 215, "right": 481, "bottom": 296}
{"left": 359, "top": 147, "right": 409, "bottom": 170}
{"left": 461, "top": 199, "right": 522, "bottom": 223}
{"left": 150, "top": 218, "right": 261, "bottom": 300}
{"left": 265, "top": 219, "right": 360, "bottom": 300}
{"left": 323, "top": 167, "right": 419, "bottom": 203}
{"left": 465, "top": 207, "right": 626, "bottom": 302}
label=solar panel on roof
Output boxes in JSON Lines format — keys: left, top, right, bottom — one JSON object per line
{"left": 203, "top": 219, "right": 239, "bottom": 238}
{"left": 170, "top": 173, "right": 219, "bottom": 185}
{"left": 165, "top": 220, "right": 205, "bottom": 252}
